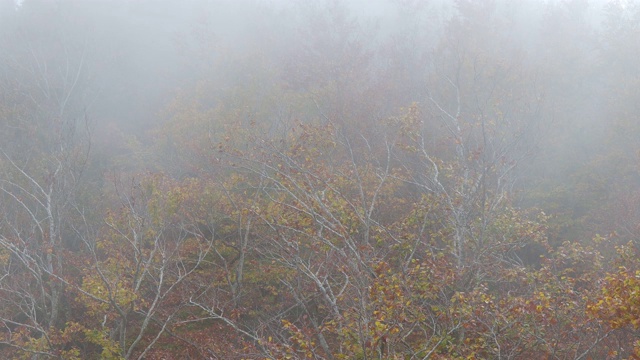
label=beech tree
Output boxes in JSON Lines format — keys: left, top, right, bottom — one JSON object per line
{"left": 399, "top": 1, "right": 545, "bottom": 281}
{"left": 0, "top": 2, "right": 95, "bottom": 356}
{"left": 73, "top": 175, "right": 216, "bottom": 359}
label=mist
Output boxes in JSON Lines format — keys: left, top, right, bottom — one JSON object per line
{"left": 0, "top": 0, "right": 639, "bottom": 358}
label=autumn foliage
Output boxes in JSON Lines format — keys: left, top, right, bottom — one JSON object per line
{"left": 2, "top": 0, "right": 640, "bottom": 359}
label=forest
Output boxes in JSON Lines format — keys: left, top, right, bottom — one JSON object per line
{"left": 0, "top": 0, "right": 640, "bottom": 358}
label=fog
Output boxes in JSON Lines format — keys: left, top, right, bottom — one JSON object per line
{"left": 1, "top": 0, "right": 640, "bottom": 358}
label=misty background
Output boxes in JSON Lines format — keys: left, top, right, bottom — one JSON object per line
{"left": 0, "top": 0, "right": 628, "bottom": 233}
{"left": 1, "top": 0, "right": 640, "bottom": 358}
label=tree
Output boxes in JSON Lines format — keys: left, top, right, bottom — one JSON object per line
{"left": 74, "top": 174, "right": 215, "bottom": 359}
{"left": 0, "top": 2, "right": 94, "bottom": 356}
